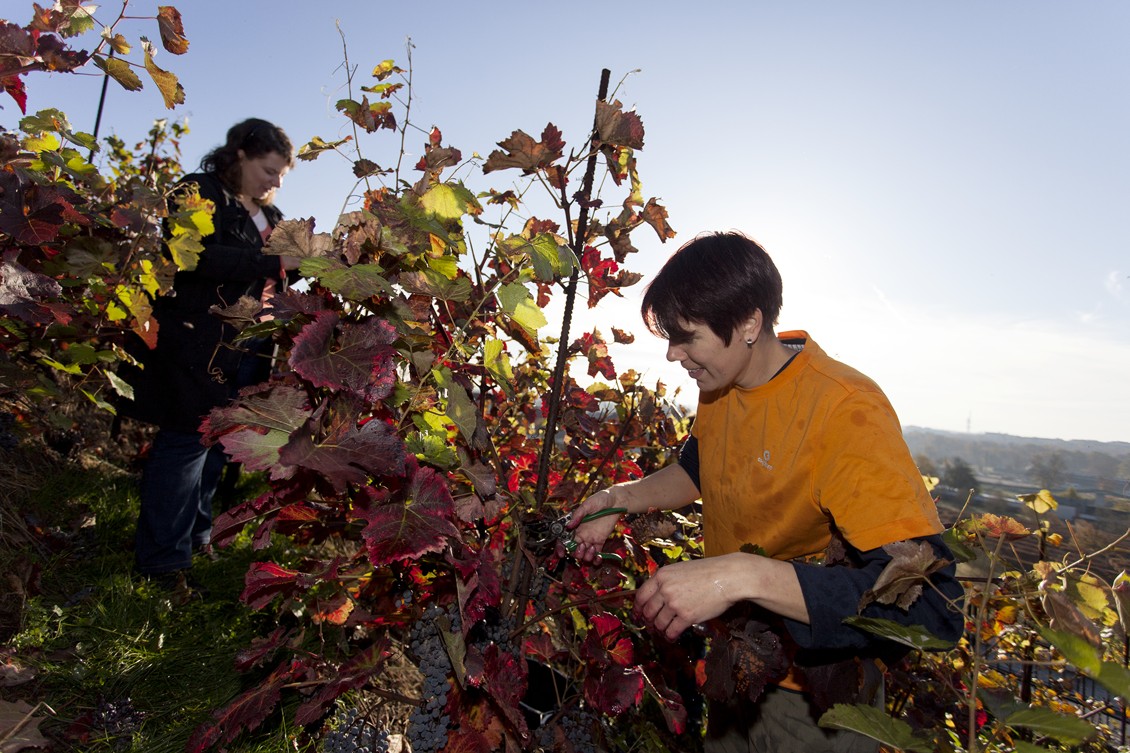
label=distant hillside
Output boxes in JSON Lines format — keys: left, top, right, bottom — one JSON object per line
{"left": 903, "top": 426, "right": 1130, "bottom": 485}
{"left": 905, "top": 427, "right": 1130, "bottom": 455}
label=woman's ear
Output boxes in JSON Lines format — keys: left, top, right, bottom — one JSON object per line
{"left": 236, "top": 148, "right": 246, "bottom": 161}
{"left": 740, "top": 309, "right": 764, "bottom": 345}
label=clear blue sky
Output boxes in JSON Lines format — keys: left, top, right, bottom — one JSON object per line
{"left": 11, "top": 1, "right": 1130, "bottom": 443}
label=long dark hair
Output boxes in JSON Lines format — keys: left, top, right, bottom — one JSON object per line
{"left": 199, "top": 118, "right": 293, "bottom": 196}
{"left": 641, "top": 231, "right": 783, "bottom": 345}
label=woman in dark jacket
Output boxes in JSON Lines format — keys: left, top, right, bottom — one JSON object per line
{"left": 127, "top": 118, "right": 296, "bottom": 583}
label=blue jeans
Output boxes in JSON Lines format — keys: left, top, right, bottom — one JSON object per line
{"left": 135, "top": 428, "right": 226, "bottom": 575}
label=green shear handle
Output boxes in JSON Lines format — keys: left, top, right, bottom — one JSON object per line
{"left": 559, "top": 507, "right": 627, "bottom": 564}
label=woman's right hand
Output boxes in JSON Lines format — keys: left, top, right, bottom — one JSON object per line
{"left": 564, "top": 487, "right": 624, "bottom": 563}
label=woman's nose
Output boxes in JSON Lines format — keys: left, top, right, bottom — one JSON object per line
{"left": 665, "top": 342, "right": 683, "bottom": 362}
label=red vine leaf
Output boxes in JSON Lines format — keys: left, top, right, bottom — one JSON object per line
{"left": 583, "top": 664, "right": 644, "bottom": 715}
{"left": 570, "top": 330, "right": 616, "bottom": 380}
{"left": 233, "top": 626, "right": 295, "bottom": 672}
{"left": 453, "top": 544, "right": 502, "bottom": 626}
{"left": 482, "top": 124, "right": 565, "bottom": 175}
{"left": 278, "top": 412, "right": 407, "bottom": 493}
{"left": 581, "top": 612, "right": 634, "bottom": 667}
{"left": 580, "top": 246, "right": 642, "bottom": 308}
{"left": 643, "top": 672, "right": 688, "bottom": 735}
{"left": 288, "top": 311, "right": 398, "bottom": 403}
{"left": 241, "top": 562, "right": 306, "bottom": 610}
{"left": 186, "top": 660, "right": 305, "bottom": 753}
{"left": 2, "top": 74, "right": 27, "bottom": 112}
{"left": 858, "top": 540, "right": 948, "bottom": 611}
{"left": 480, "top": 644, "right": 529, "bottom": 739}
{"left": 294, "top": 640, "right": 389, "bottom": 726}
{"left": 0, "top": 171, "right": 69, "bottom": 245}
{"left": 201, "top": 383, "right": 311, "bottom": 477}
{"left": 355, "top": 466, "right": 460, "bottom": 565}
{"left": 0, "top": 23, "right": 37, "bottom": 71}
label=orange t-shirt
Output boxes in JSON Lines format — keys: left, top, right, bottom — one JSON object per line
{"left": 692, "top": 332, "right": 942, "bottom": 560}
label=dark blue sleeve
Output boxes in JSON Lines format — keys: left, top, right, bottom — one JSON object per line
{"left": 783, "top": 534, "right": 964, "bottom": 651}
{"left": 677, "top": 434, "right": 701, "bottom": 490}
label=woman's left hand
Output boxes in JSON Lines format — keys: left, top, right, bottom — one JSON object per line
{"left": 634, "top": 555, "right": 749, "bottom": 640}
{"left": 634, "top": 552, "right": 808, "bottom": 641}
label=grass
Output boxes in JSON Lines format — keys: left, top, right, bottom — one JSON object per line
{"left": 0, "top": 444, "right": 313, "bottom": 752}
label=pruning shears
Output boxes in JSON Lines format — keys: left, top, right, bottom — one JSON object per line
{"left": 529, "top": 507, "right": 627, "bottom": 565}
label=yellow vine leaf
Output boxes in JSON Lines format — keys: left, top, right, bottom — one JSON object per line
{"left": 1017, "top": 489, "right": 1058, "bottom": 514}
{"left": 141, "top": 38, "right": 185, "bottom": 109}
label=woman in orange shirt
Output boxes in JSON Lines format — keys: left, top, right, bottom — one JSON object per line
{"left": 568, "top": 231, "right": 963, "bottom": 753}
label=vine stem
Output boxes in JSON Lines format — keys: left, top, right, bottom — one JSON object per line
{"left": 533, "top": 67, "right": 611, "bottom": 510}
{"left": 88, "top": 0, "right": 131, "bottom": 153}
{"left": 967, "top": 533, "right": 1008, "bottom": 753}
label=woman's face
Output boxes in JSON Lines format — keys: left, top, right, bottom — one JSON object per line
{"left": 238, "top": 150, "right": 289, "bottom": 201}
{"left": 665, "top": 318, "right": 759, "bottom": 391}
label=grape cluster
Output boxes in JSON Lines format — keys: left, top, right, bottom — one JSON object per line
{"left": 90, "top": 696, "right": 144, "bottom": 750}
{"left": 406, "top": 603, "right": 458, "bottom": 753}
{"left": 545, "top": 708, "right": 599, "bottom": 753}
{"left": 475, "top": 610, "right": 518, "bottom": 657}
{"left": 321, "top": 704, "right": 388, "bottom": 753}
{"left": 527, "top": 566, "right": 549, "bottom": 614}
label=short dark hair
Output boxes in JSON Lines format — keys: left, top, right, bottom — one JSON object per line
{"left": 641, "top": 231, "right": 783, "bottom": 346}
{"left": 199, "top": 118, "right": 293, "bottom": 196}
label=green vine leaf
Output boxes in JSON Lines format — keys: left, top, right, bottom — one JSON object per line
{"left": 497, "top": 282, "right": 546, "bottom": 335}
{"left": 92, "top": 54, "right": 143, "bottom": 91}
{"left": 1038, "top": 625, "right": 1130, "bottom": 700}
{"left": 818, "top": 704, "right": 932, "bottom": 753}
{"left": 299, "top": 258, "right": 392, "bottom": 301}
{"left": 418, "top": 182, "right": 481, "bottom": 221}
{"left": 841, "top": 617, "right": 955, "bottom": 651}
{"left": 1004, "top": 707, "right": 1095, "bottom": 745}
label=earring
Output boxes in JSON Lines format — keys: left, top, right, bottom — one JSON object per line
{"left": 746, "top": 338, "right": 754, "bottom": 348}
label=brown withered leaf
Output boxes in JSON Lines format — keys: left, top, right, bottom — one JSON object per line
{"left": 628, "top": 510, "right": 676, "bottom": 544}
{"left": 264, "top": 217, "right": 333, "bottom": 259}
{"left": 641, "top": 197, "right": 676, "bottom": 241}
{"left": 35, "top": 33, "right": 88, "bottom": 72}
{"left": 0, "top": 699, "right": 51, "bottom": 752}
{"left": 156, "top": 6, "right": 189, "bottom": 55}
{"left": 859, "top": 540, "right": 948, "bottom": 611}
{"left": 482, "top": 124, "right": 564, "bottom": 175}
{"left": 595, "top": 100, "right": 645, "bottom": 149}
{"left": 611, "top": 327, "right": 634, "bottom": 344}
{"left": 209, "top": 295, "right": 262, "bottom": 332}
{"left": 104, "top": 32, "right": 130, "bottom": 54}
{"left": 701, "top": 614, "right": 792, "bottom": 704}
{"left": 1042, "top": 589, "right": 1105, "bottom": 649}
